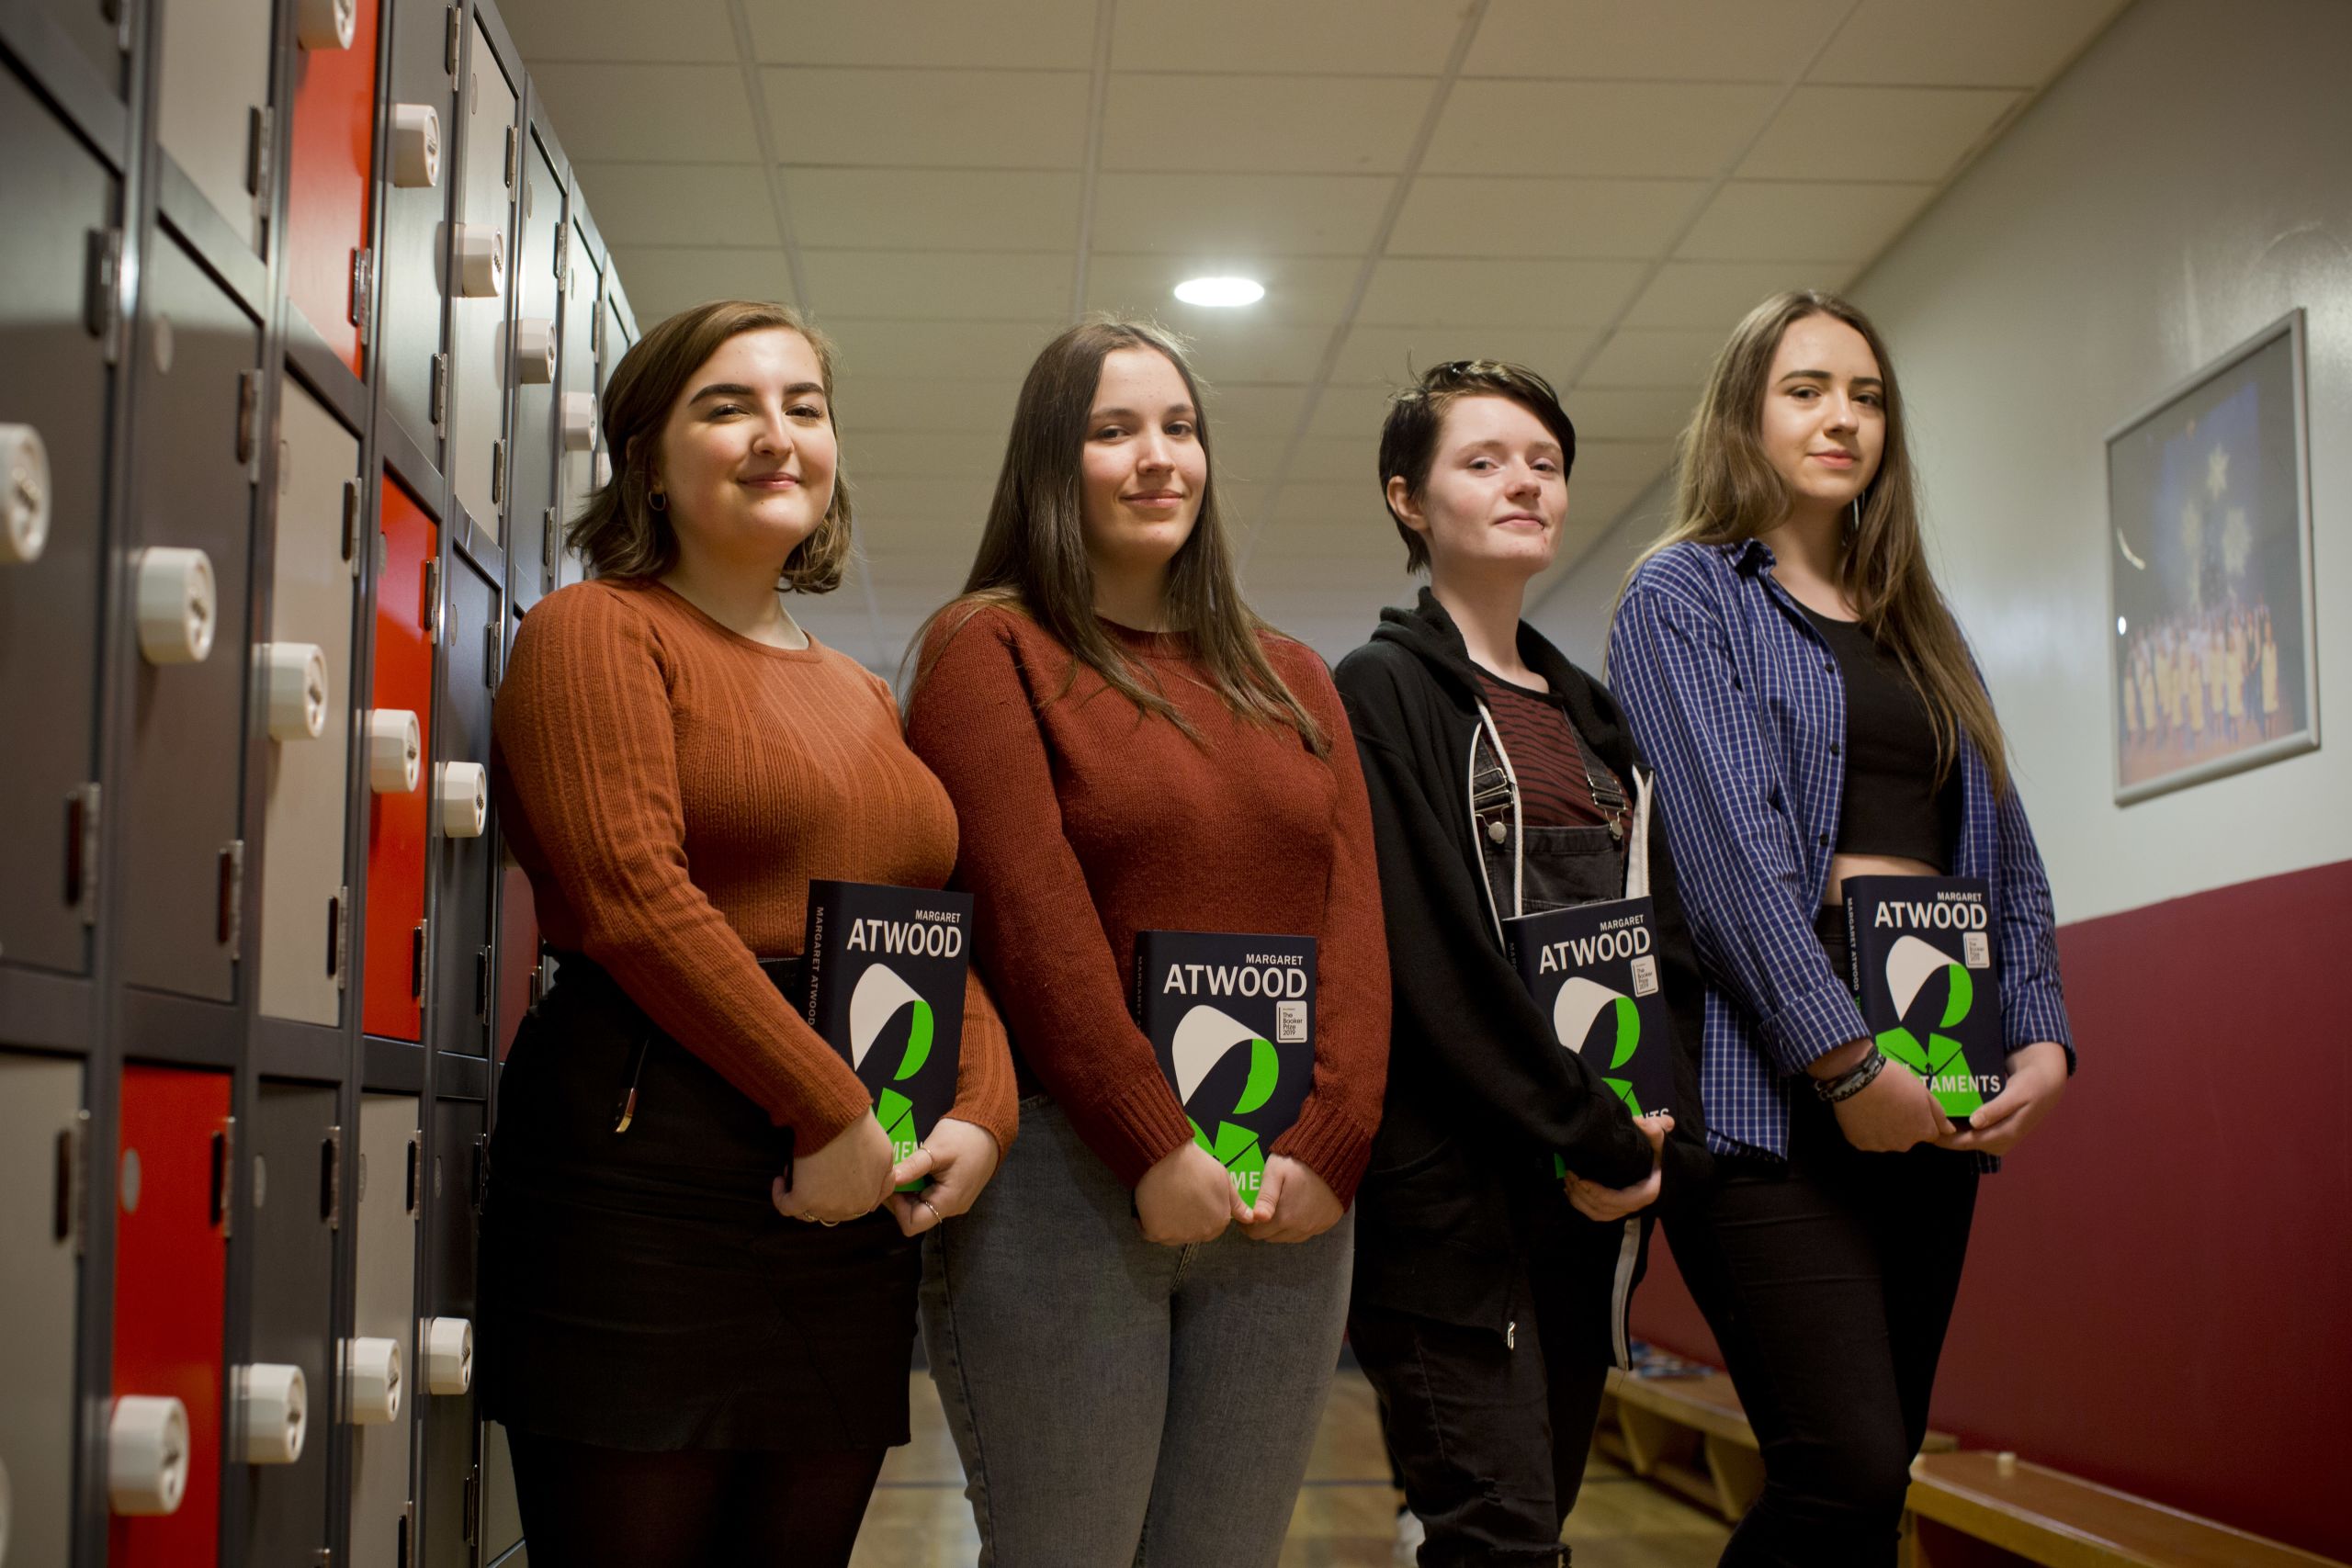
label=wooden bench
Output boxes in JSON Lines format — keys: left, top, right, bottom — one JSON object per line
{"left": 1904, "top": 1451, "right": 2342, "bottom": 1568}
{"left": 1595, "top": 1367, "right": 1957, "bottom": 1523}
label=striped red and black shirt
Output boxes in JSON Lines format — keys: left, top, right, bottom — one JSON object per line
{"left": 1473, "top": 667, "right": 1618, "bottom": 830}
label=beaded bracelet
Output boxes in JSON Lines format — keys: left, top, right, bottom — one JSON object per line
{"left": 1813, "top": 1050, "right": 1888, "bottom": 1104}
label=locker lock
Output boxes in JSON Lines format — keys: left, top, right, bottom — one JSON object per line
{"left": 514, "top": 318, "right": 557, "bottom": 384}
{"left": 367, "top": 708, "right": 423, "bottom": 795}
{"left": 234, "top": 1362, "right": 309, "bottom": 1465}
{"left": 0, "top": 423, "right": 50, "bottom": 565}
{"left": 456, "top": 225, "right": 505, "bottom": 299}
{"left": 341, "top": 1336, "right": 403, "bottom": 1425}
{"left": 107, "top": 1395, "right": 190, "bottom": 1516}
{"left": 133, "top": 547, "right": 217, "bottom": 665}
{"left": 560, "top": 391, "right": 598, "bottom": 454}
{"left": 422, "top": 1315, "right": 475, "bottom": 1394}
{"left": 297, "top": 0, "right": 356, "bottom": 51}
{"left": 437, "top": 761, "right": 489, "bottom": 839}
{"left": 390, "top": 104, "right": 442, "bottom": 189}
{"left": 260, "top": 641, "right": 331, "bottom": 742}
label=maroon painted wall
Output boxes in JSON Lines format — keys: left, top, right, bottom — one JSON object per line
{"left": 1631, "top": 858, "right": 2352, "bottom": 1562}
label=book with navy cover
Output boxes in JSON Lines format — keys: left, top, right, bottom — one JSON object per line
{"left": 1501, "top": 897, "right": 1679, "bottom": 1157}
{"left": 1840, "top": 874, "right": 2006, "bottom": 1117}
{"left": 802, "top": 880, "right": 972, "bottom": 1188}
{"left": 1133, "top": 931, "right": 1317, "bottom": 1206}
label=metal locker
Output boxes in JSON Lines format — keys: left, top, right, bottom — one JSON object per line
{"left": 493, "top": 860, "right": 537, "bottom": 1061}
{"left": 284, "top": 0, "right": 383, "bottom": 373}
{"left": 0, "top": 68, "right": 117, "bottom": 976}
{"left": 447, "top": 17, "right": 516, "bottom": 540}
{"left": 348, "top": 1092, "right": 420, "bottom": 1568}
{"left": 375, "top": 0, "right": 453, "bottom": 456}
{"left": 0, "top": 1052, "right": 85, "bottom": 1568}
{"left": 479, "top": 1423, "right": 524, "bottom": 1565}
{"left": 235, "top": 1081, "right": 338, "bottom": 1567}
{"left": 153, "top": 0, "right": 276, "bottom": 253}
{"left": 504, "top": 133, "right": 563, "bottom": 610}
{"left": 118, "top": 231, "right": 260, "bottom": 1003}
{"left": 552, "top": 215, "right": 600, "bottom": 592}
{"left": 110, "top": 1063, "right": 232, "bottom": 1568}
{"left": 362, "top": 476, "right": 435, "bottom": 1042}
{"left": 429, "top": 554, "right": 495, "bottom": 1057}
{"left": 24, "top": 0, "right": 128, "bottom": 96}
{"left": 418, "top": 1094, "right": 484, "bottom": 1567}
{"left": 257, "top": 378, "right": 358, "bottom": 1025}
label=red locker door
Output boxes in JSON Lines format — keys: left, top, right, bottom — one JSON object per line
{"left": 109, "top": 1064, "right": 232, "bottom": 1568}
{"left": 363, "top": 477, "right": 435, "bottom": 1041}
{"left": 284, "top": 0, "right": 382, "bottom": 374}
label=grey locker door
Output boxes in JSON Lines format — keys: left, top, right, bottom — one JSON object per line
{"left": 552, "top": 218, "right": 599, "bottom": 592}
{"left": 238, "top": 1081, "right": 339, "bottom": 1567}
{"left": 378, "top": 0, "right": 454, "bottom": 458}
{"left": 0, "top": 69, "right": 115, "bottom": 975}
{"left": 480, "top": 1423, "right": 524, "bottom": 1564}
{"left": 350, "top": 1092, "right": 420, "bottom": 1568}
{"left": 447, "top": 18, "right": 515, "bottom": 539}
{"left": 119, "top": 230, "right": 260, "bottom": 1002}
{"left": 430, "top": 552, "right": 496, "bottom": 1056}
{"left": 153, "top": 0, "right": 275, "bottom": 251}
{"left": 0, "top": 1052, "right": 84, "bottom": 1568}
{"left": 27, "top": 0, "right": 127, "bottom": 95}
{"left": 419, "top": 1095, "right": 484, "bottom": 1568}
{"left": 504, "top": 136, "right": 562, "bottom": 611}
{"left": 257, "top": 378, "right": 358, "bottom": 1024}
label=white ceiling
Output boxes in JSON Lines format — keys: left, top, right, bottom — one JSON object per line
{"left": 503, "top": 0, "right": 2130, "bottom": 670}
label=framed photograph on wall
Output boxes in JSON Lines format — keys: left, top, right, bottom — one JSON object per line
{"left": 2107, "top": 309, "right": 2318, "bottom": 804}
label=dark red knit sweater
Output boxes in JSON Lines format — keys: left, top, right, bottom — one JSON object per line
{"left": 905, "top": 603, "right": 1389, "bottom": 1202}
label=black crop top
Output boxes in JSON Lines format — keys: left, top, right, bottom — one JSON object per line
{"left": 1799, "top": 604, "right": 1960, "bottom": 873}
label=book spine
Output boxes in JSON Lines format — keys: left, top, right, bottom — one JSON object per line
{"left": 1842, "top": 896, "right": 1864, "bottom": 1004}
{"left": 803, "top": 886, "right": 833, "bottom": 1031}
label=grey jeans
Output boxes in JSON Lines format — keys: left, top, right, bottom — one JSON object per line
{"left": 920, "top": 1094, "right": 1355, "bottom": 1568}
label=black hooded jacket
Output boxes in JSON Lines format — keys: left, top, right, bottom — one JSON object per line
{"left": 1333, "top": 589, "right": 1709, "bottom": 1359}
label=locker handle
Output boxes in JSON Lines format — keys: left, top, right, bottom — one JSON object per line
{"left": 405, "top": 1131, "right": 421, "bottom": 1215}
{"left": 411, "top": 920, "right": 427, "bottom": 999}
{"left": 64, "top": 789, "right": 86, "bottom": 908}
{"left": 321, "top": 1128, "right": 341, "bottom": 1226}
{"left": 53, "top": 1126, "right": 74, "bottom": 1240}
{"left": 327, "top": 892, "right": 342, "bottom": 978}
{"left": 209, "top": 1129, "right": 229, "bottom": 1229}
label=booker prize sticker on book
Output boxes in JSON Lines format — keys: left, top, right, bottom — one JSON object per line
{"left": 1840, "top": 875, "right": 2005, "bottom": 1118}
{"left": 1503, "top": 896, "right": 1679, "bottom": 1178}
{"left": 802, "top": 880, "right": 973, "bottom": 1190}
{"left": 1133, "top": 931, "right": 1316, "bottom": 1206}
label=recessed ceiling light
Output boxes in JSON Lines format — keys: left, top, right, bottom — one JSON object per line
{"left": 1174, "top": 276, "right": 1265, "bottom": 308}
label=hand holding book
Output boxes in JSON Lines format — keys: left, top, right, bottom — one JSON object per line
{"left": 1238, "top": 1155, "right": 1343, "bottom": 1244}
{"left": 885, "top": 1116, "right": 1001, "bottom": 1237}
{"left": 770, "top": 1113, "right": 897, "bottom": 1224}
{"left": 1136, "top": 1139, "right": 1256, "bottom": 1246}
{"left": 1563, "top": 1111, "right": 1673, "bottom": 1223}
{"left": 1931, "top": 1040, "right": 2069, "bottom": 1156}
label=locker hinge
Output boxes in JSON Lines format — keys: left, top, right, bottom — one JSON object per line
{"left": 463, "top": 1463, "right": 481, "bottom": 1544}
{"left": 443, "top": 5, "right": 460, "bottom": 74}
{"left": 411, "top": 918, "right": 429, "bottom": 999}
{"left": 65, "top": 783, "right": 100, "bottom": 923}
{"left": 540, "top": 506, "right": 558, "bottom": 570}
{"left": 315, "top": 1551, "right": 334, "bottom": 1566}
{"left": 85, "top": 229, "right": 124, "bottom": 362}
{"left": 100, "top": 0, "right": 127, "bottom": 49}
{"left": 57, "top": 1110, "right": 91, "bottom": 1254}
{"left": 328, "top": 885, "right": 349, "bottom": 986}
{"left": 474, "top": 945, "right": 492, "bottom": 1019}
{"left": 405, "top": 1130, "right": 422, "bottom": 1214}
{"left": 490, "top": 439, "right": 505, "bottom": 506}
{"left": 246, "top": 106, "right": 275, "bottom": 203}
{"left": 471, "top": 1133, "right": 489, "bottom": 1210}
{"left": 210, "top": 1116, "right": 237, "bottom": 1236}
{"left": 218, "top": 840, "right": 245, "bottom": 958}
{"left": 351, "top": 247, "right": 375, "bottom": 344}
{"left": 342, "top": 479, "right": 364, "bottom": 574}
{"left": 430, "top": 352, "right": 449, "bottom": 434}
{"left": 237, "top": 368, "right": 265, "bottom": 470}
{"left": 422, "top": 558, "right": 443, "bottom": 644}
{"left": 323, "top": 1124, "right": 343, "bottom": 1229}
{"left": 503, "top": 125, "right": 518, "bottom": 189}
{"left": 399, "top": 1497, "right": 416, "bottom": 1568}
{"left": 552, "top": 220, "right": 567, "bottom": 282}
{"left": 483, "top": 620, "right": 502, "bottom": 689}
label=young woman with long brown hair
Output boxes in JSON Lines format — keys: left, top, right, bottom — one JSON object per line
{"left": 480, "top": 300, "right": 1014, "bottom": 1566}
{"left": 903, "top": 319, "right": 1389, "bottom": 1567}
{"left": 1607, "top": 291, "right": 2075, "bottom": 1567}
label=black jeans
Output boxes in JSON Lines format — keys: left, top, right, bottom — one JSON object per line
{"left": 1667, "top": 1096, "right": 1977, "bottom": 1568}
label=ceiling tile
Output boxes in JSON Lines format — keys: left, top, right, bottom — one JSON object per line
{"left": 1386, "top": 176, "right": 1704, "bottom": 259}
{"left": 802, "top": 251, "right": 1073, "bottom": 320}
{"left": 1422, "top": 81, "right": 1781, "bottom": 178}
{"left": 572, "top": 163, "right": 781, "bottom": 250}
{"left": 1577, "top": 328, "right": 1726, "bottom": 388}
{"left": 761, "top": 68, "right": 1091, "bottom": 168}
{"left": 1205, "top": 384, "right": 1315, "bottom": 443}
{"left": 1573, "top": 439, "right": 1677, "bottom": 494}
{"left": 1111, "top": 0, "right": 1474, "bottom": 75}
{"left": 1091, "top": 172, "right": 1393, "bottom": 256}
{"left": 605, "top": 246, "right": 797, "bottom": 320}
{"left": 1355, "top": 258, "right": 1647, "bottom": 328}
{"left": 745, "top": 0, "right": 1099, "bottom": 68}
{"left": 497, "top": 0, "right": 735, "bottom": 63}
{"left": 819, "top": 318, "right": 1067, "bottom": 381}
{"left": 1175, "top": 320, "right": 1336, "bottom": 386}
{"left": 1271, "top": 482, "right": 1382, "bottom": 527}
{"left": 1464, "top": 0, "right": 1854, "bottom": 81}
{"left": 1101, "top": 73, "right": 1430, "bottom": 174}
{"left": 848, "top": 478, "right": 999, "bottom": 526}
{"left": 526, "top": 65, "right": 758, "bottom": 164}
{"left": 1565, "top": 386, "right": 1698, "bottom": 442}
{"left": 1306, "top": 381, "right": 1408, "bottom": 442}
{"left": 786, "top": 169, "right": 1082, "bottom": 252}
{"left": 843, "top": 430, "right": 1016, "bottom": 480}
{"left": 1738, "top": 86, "right": 2021, "bottom": 182}
{"left": 1675, "top": 180, "right": 1935, "bottom": 263}
{"left": 1283, "top": 435, "right": 1382, "bottom": 482}
{"left": 1083, "top": 254, "right": 1362, "bottom": 324}
{"left": 831, "top": 377, "right": 1024, "bottom": 434}
{"left": 1623, "top": 261, "right": 1848, "bottom": 330}
{"left": 1329, "top": 323, "right": 1605, "bottom": 388}
{"left": 1811, "top": 0, "right": 2130, "bottom": 88}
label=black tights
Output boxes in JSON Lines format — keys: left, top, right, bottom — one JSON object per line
{"left": 505, "top": 1427, "right": 888, "bottom": 1568}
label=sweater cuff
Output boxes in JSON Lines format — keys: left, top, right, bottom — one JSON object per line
{"left": 944, "top": 1090, "right": 1020, "bottom": 1163}
{"left": 1271, "top": 1098, "right": 1378, "bottom": 1209}
{"left": 764, "top": 1065, "right": 879, "bottom": 1156}
{"left": 1069, "top": 1074, "right": 1196, "bottom": 1189}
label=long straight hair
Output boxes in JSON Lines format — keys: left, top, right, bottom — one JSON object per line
{"left": 914, "top": 319, "right": 1328, "bottom": 755}
{"left": 1634, "top": 289, "right": 2010, "bottom": 795}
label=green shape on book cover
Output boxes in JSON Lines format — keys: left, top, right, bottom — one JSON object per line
{"left": 877, "top": 1087, "right": 924, "bottom": 1192}
{"left": 1188, "top": 1115, "right": 1267, "bottom": 1203}
{"left": 1233, "top": 1036, "right": 1278, "bottom": 1116}
{"left": 894, "top": 998, "right": 934, "bottom": 1082}
{"left": 1608, "top": 995, "right": 1641, "bottom": 1071}
{"left": 1605, "top": 1077, "right": 1643, "bottom": 1117}
{"left": 1939, "top": 964, "right": 1973, "bottom": 1032}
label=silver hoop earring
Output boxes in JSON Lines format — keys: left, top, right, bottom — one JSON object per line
{"left": 649, "top": 489, "right": 667, "bottom": 512}
{"left": 1848, "top": 496, "right": 1860, "bottom": 536}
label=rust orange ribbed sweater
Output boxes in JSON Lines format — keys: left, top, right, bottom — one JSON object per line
{"left": 905, "top": 604, "right": 1390, "bottom": 1202}
{"left": 492, "top": 578, "right": 1016, "bottom": 1155}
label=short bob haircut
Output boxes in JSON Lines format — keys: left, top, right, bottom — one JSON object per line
{"left": 1377, "top": 359, "right": 1578, "bottom": 573}
{"left": 565, "top": 299, "right": 853, "bottom": 592}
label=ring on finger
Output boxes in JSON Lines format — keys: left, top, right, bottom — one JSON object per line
{"left": 920, "top": 1199, "right": 942, "bottom": 1226}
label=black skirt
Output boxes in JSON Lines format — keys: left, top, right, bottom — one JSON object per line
{"left": 478, "top": 957, "right": 917, "bottom": 1452}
